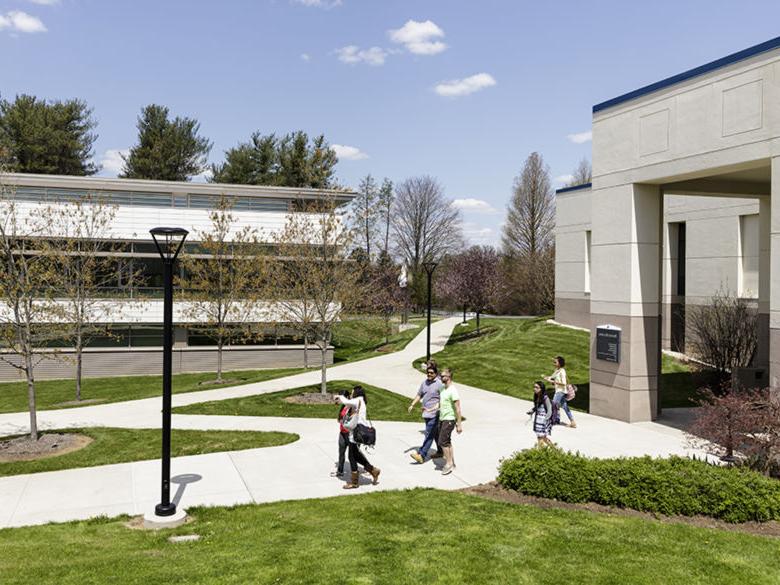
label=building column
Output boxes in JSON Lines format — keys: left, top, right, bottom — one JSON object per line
{"left": 757, "top": 196, "right": 770, "bottom": 370}
{"left": 769, "top": 158, "right": 780, "bottom": 389}
{"left": 589, "top": 183, "right": 662, "bottom": 422}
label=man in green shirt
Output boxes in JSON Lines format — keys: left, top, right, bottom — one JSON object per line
{"left": 437, "top": 368, "right": 462, "bottom": 475}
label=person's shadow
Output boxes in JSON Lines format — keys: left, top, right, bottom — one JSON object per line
{"left": 171, "top": 473, "right": 202, "bottom": 506}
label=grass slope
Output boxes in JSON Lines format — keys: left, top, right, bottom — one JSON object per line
{"left": 332, "top": 317, "right": 423, "bottom": 363}
{"left": 416, "top": 318, "right": 697, "bottom": 410}
{"left": 0, "top": 428, "right": 298, "bottom": 477}
{"left": 0, "top": 368, "right": 303, "bottom": 415}
{"left": 0, "top": 489, "right": 777, "bottom": 585}
{"left": 173, "top": 380, "right": 419, "bottom": 423}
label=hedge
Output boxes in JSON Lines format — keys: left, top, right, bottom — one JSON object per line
{"left": 497, "top": 447, "right": 780, "bottom": 523}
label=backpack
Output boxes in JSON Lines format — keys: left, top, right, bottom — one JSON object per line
{"left": 565, "top": 384, "right": 577, "bottom": 402}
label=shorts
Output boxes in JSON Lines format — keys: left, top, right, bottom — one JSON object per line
{"left": 438, "top": 420, "right": 456, "bottom": 447}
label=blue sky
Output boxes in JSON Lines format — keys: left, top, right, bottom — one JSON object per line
{"left": 3, "top": 0, "right": 780, "bottom": 246}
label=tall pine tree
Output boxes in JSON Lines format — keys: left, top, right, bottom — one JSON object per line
{"left": 121, "top": 104, "right": 212, "bottom": 181}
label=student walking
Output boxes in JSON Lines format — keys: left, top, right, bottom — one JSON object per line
{"left": 330, "top": 389, "right": 352, "bottom": 478}
{"left": 438, "top": 368, "right": 462, "bottom": 475}
{"left": 407, "top": 364, "right": 443, "bottom": 463}
{"left": 336, "top": 385, "right": 381, "bottom": 489}
{"left": 545, "top": 355, "right": 576, "bottom": 428}
{"left": 527, "top": 381, "right": 554, "bottom": 447}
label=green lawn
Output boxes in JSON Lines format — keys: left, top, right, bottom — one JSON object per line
{"left": 416, "top": 318, "right": 698, "bottom": 410}
{"left": 0, "top": 428, "right": 298, "bottom": 477}
{"left": 332, "top": 317, "right": 424, "bottom": 363}
{"left": 1, "top": 489, "right": 776, "bottom": 585}
{"left": 0, "top": 368, "right": 304, "bottom": 414}
{"left": 173, "top": 380, "right": 419, "bottom": 422}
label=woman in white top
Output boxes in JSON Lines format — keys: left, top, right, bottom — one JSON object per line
{"left": 544, "top": 355, "right": 576, "bottom": 428}
{"left": 336, "top": 385, "right": 381, "bottom": 489}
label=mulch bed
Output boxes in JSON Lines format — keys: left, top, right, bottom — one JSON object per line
{"left": 283, "top": 392, "right": 337, "bottom": 405}
{"left": 462, "top": 482, "right": 780, "bottom": 539}
{"left": 0, "top": 432, "right": 93, "bottom": 462}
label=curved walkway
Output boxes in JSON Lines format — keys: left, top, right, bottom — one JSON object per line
{"left": 0, "top": 318, "right": 703, "bottom": 528}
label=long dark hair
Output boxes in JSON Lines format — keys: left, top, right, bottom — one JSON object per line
{"left": 533, "top": 381, "right": 547, "bottom": 409}
{"left": 337, "top": 388, "right": 350, "bottom": 421}
{"left": 352, "top": 385, "right": 367, "bottom": 404}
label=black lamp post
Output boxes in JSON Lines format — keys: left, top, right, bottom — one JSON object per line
{"left": 149, "top": 226, "right": 188, "bottom": 517}
{"left": 422, "top": 261, "right": 438, "bottom": 363}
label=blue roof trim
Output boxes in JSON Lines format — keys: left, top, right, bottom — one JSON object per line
{"left": 556, "top": 182, "right": 592, "bottom": 194}
{"left": 593, "top": 36, "right": 780, "bottom": 113}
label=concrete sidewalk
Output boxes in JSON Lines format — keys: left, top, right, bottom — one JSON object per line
{"left": 0, "top": 317, "right": 704, "bottom": 528}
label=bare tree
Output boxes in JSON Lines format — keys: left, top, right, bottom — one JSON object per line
{"left": 41, "top": 195, "right": 136, "bottom": 401}
{"left": 352, "top": 174, "right": 379, "bottom": 262}
{"left": 179, "top": 196, "right": 268, "bottom": 383}
{"left": 0, "top": 180, "right": 58, "bottom": 440}
{"left": 366, "top": 255, "right": 408, "bottom": 344}
{"left": 502, "top": 152, "right": 555, "bottom": 258}
{"left": 377, "top": 178, "right": 394, "bottom": 255}
{"left": 272, "top": 197, "right": 361, "bottom": 392}
{"left": 687, "top": 290, "right": 758, "bottom": 389}
{"left": 392, "top": 176, "right": 462, "bottom": 305}
{"left": 566, "top": 157, "right": 592, "bottom": 187}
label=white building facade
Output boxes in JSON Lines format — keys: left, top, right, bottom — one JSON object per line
{"left": 554, "top": 36, "right": 780, "bottom": 422}
{"left": 0, "top": 173, "right": 354, "bottom": 380}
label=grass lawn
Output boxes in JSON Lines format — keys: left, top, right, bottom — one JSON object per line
{"left": 0, "top": 368, "right": 304, "bottom": 415}
{"left": 415, "top": 318, "right": 698, "bottom": 410}
{"left": 0, "top": 428, "right": 298, "bottom": 477}
{"left": 0, "top": 489, "right": 777, "bottom": 585}
{"left": 332, "top": 317, "right": 424, "bottom": 363}
{"left": 173, "top": 380, "right": 419, "bottom": 423}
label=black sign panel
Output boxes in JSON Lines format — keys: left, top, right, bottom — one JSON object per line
{"left": 596, "top": 326, "right": 621, "bottom": 363}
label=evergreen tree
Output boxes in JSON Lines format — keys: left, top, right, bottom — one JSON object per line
{"left": 211, "top": 130, "right": 337, "bottom": 188}
{"left": 121, "top": 104, "right": 212, "bottom": 181}
{"left": 0, "top": 94, "right": 98, "bottom": 176}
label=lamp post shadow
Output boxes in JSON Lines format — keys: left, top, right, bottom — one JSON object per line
{"left": 171, "top": 473, "right": 203, "bottom": 507}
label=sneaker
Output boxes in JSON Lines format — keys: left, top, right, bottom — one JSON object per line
{"left": 441, "top": 465, "right": 454, "bottom": 475}
{"left": 330, "top": 470, "right": 344, "bottom": 477}
{"left": 410, "top": 451, "right": 424, "bottom": 464}
{"left": 569, "top": 421, "right": 577, "bottom": 428}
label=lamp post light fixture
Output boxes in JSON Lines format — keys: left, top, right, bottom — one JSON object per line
{"left": 422, "top": 261, "right": 438, "bottom": 364}
{"left": 149, "top": 227, "right": 188, "bottom": 518}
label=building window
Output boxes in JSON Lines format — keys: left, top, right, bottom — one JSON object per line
{"left": 584, "top": 230, "right": 592, "bottom": 294}
{"left": 739, "top": 214, "right": 759, "bottom": 298}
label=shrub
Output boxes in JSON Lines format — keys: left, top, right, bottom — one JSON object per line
{"left": 497, "top": 447, "right": 780, "bottom": 523}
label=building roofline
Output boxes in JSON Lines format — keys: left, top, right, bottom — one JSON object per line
{"left": 593, "top": 36, "right": 780, "bottom": 114}
{"left": 0, "top": 172, "right": 356, "bottom": 200}
{"left": 555, "top": 182, "right": 592, "bottom": 194}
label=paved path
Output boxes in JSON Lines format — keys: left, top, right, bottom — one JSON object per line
{"left": 0, "top": 318, "right": 704, "bottom": 528}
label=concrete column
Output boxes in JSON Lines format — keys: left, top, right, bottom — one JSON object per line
{"left": 757, "top": 196, "right": 770, "bottom": 369}
{"left": 769, "top": 158, "right": 780, "bottom": 388}
{"left": 589, "top": 183, "right": 662, "bottom": 422}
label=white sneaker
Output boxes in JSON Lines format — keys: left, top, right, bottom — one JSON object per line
{"left": 441, "top": 465, "right": 454, "bottom": 475}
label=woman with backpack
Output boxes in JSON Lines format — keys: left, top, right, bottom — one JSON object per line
{"left": 545, "top": 355, "right": 576, "bottom": 428}
{"left": 335, "top": 385, "right": 381, "bottom": 489}
{"left": 330, "top": 389, "right": 352, "bottom": 478}
{"left": 527, "top": 381, "right": 554, "bottom": 447}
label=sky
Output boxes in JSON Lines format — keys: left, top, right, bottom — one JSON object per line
{"left": 3, "top": 0, "right": 780, "bottom": 246}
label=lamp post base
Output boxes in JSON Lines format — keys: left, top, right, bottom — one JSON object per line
{"left": 143, "top": 507, "right": 188, "bottom": 530}
{"left": 155, "top": 502, "right": 177, "bottom": 516}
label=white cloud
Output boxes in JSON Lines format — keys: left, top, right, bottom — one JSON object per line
{"left": 300, "top": 53, "right": 311, "bottom": 62}
{"left": 462, "top": 222, "right": 495, "bottom": 245}
{"left": 389, "top": 19, "right": 447, "bottom": 55}
{"left": 99, "top": 149, "right": 129, "bottom": 176}
{"left": 567, "top": 131, "right": 592, "bottom": 144}
{"left": 291, "top": 0, "right": 342, "bottom": 8}
{"left": 554, "top": 174, "right": 574, "bottom": 186}
{"left": 192, "top": 168, "right": 214, "bottom": 183}
{"left": 27, "top": 0, "right": 59, "bottom": 5}
{"left": 434, "top": 73, "right": 496, "bottom": 98}
{"left": 452, "top": 198, "right": 497, "bottom": 214}
{"left": 332, "top": 144, "right": 369, "bottom": 161}
{"left": 0, "top": 10, "right": 47, "bottom": 33}
{"left": 335, "top": 45, "right": 388, "bottom": 66}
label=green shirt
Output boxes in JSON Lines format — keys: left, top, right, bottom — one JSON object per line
{"left": 439, "top": 384, "right": 460, "bottom": 421}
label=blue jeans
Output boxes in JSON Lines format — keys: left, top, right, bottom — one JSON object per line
{"left": 418, "top": 416, "right": 440, "bottom": 459}
{"left": 553, "top": 391, "right": 575, "bottom": 422}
